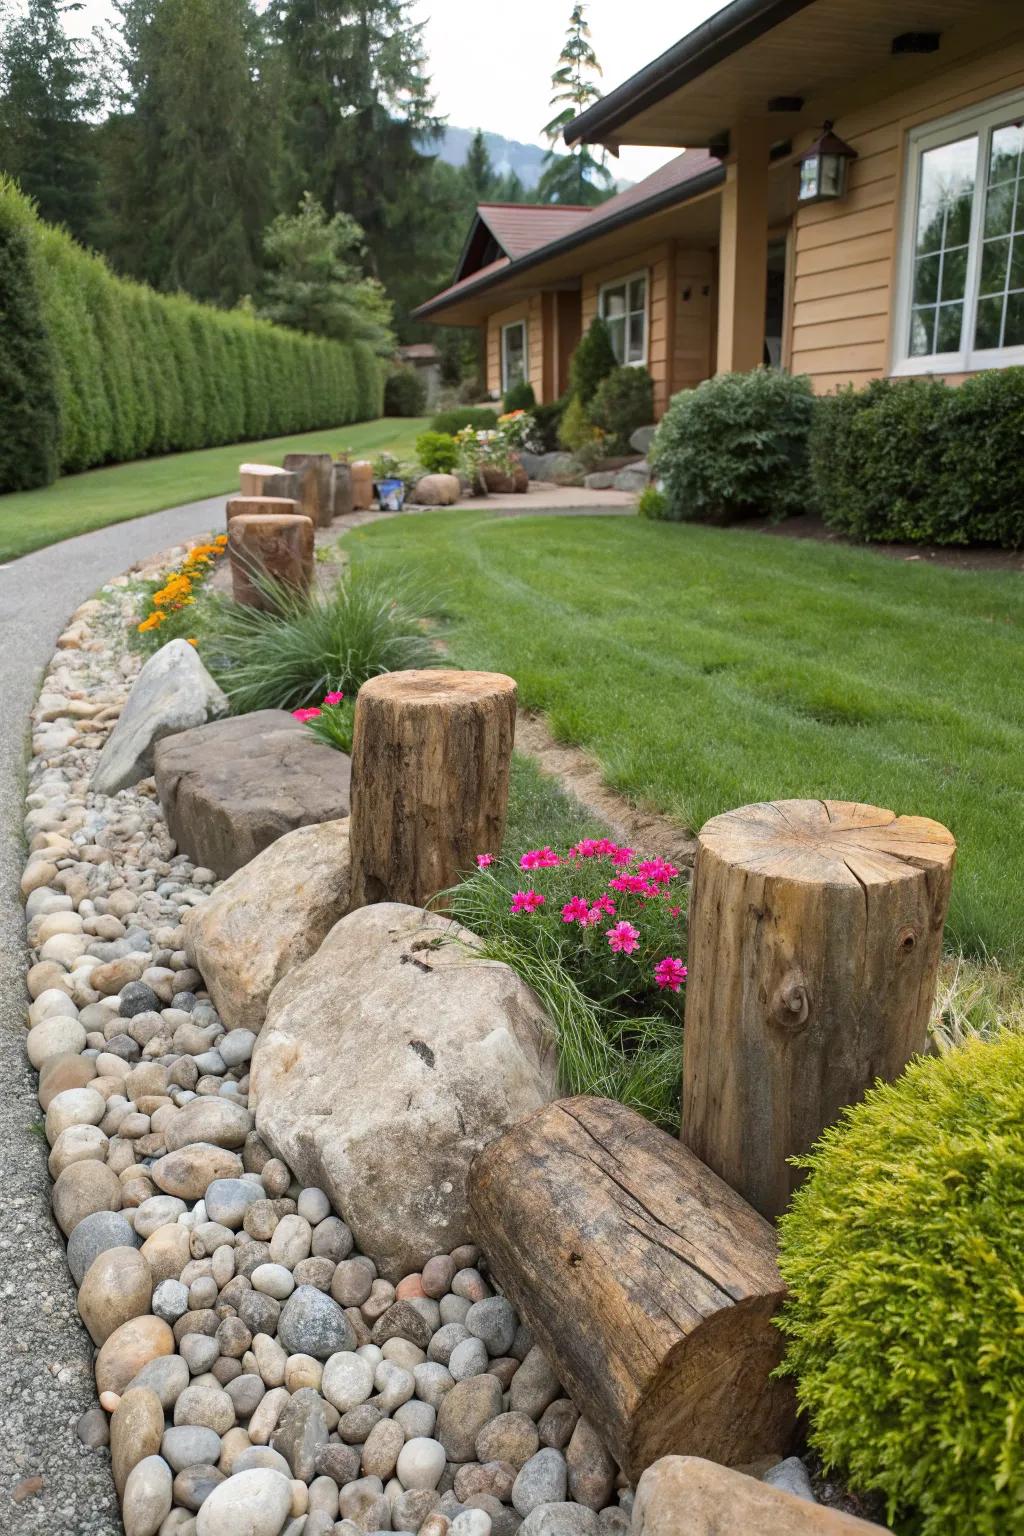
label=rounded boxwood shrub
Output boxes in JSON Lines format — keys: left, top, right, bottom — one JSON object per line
{"left": 589, "top": 365, "right": 654, "bottom": 454}
{"left": 503, "top": 379, "right": 536, "bottom": 412}
{"left": 776, "top": 1032, "right": 1024, "bottom": 1536}
{"left": 651, "top": 368, "right": 815, "bottom": 523}
{"left": 430, "top": 406, "right": 499, "bottom": 435}
{"left": 383, "top": 366, "right": 427, "bottom": 417}
{"left": 415, "top": 430, "right": 458, "bottom": 474}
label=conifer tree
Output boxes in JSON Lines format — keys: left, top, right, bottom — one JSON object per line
{"left": 464, "top": 129, "right": 496, "bottom": 200}
{"left": 539, "top": 3, "right": 614, "bottom": 206}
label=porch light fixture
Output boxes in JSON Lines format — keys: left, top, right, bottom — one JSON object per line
{"left": 795, "top": 122, "right": 858, "bottom": 205}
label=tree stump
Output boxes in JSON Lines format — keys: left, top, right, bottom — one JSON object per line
{"left": 469, "top": 1096, "right": 796, "bottom": 1481}
{"left": 239, "top": 462, "right": 299, "bottom": 500}
{"left": 683, "top": 799, "right": 956, "bottom": 1220}
{"left": 282, "top": 452, "right": 335, "bottom": 528}
{"left": 349, "top": 669, "right": 517, "bottom": 909}
{"left": 228, "top": 512, "right": 315, "bottom": 611}
{"left": 350, "top": 459, "right": 374, "bottom": 510}
{"left": 633, "top": 1458, "right": 891, "bottom": 1535}
{"left": 333, "top": 459, "right": 354, "bottom": 519}
{"left": 226, "top": 495, "right": 301, "bottom": 525}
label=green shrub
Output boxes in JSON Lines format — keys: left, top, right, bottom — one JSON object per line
{"left": 0, "top": 186, "right": 60, "bottom": 491}
{"left": 559, "top": 393, "right": 600, "bottom": 454}
{"left": 415, "top": 430, "right": 459, "bottom": 474}
{"left": 430, "top": 406, "right": 499, "bottom": 435}
{"left": 651, "top": 369, "right": 815, "bottom": 523}
{"left": 502, "top": 379, "right": 536, "bottom": 413}
{"left": 384, "top": 366, "right": 427, "bottom": 417}
{"left": 0, "top": 177, "right": 380, "bottom": 486}
{"left": 812, "top": 371, "right": 1024, "bottom": 548}
{"left": 202, "top": 563, "right": 442, "bottom": 713}
{"left": 777, "top": 1032, "right": 1024, "bottom": 1536}
{"left": 589, "top": 365, "right": 654, "bottom": 454}
{"left": 636, "top": 485, "right": 667, "bottom": 520}
{"left": 569, "top": 316, "right": 618, "bottom": 405}
{"left": 532, "top": 396, "right": 568, "bottom": 452}
{"left": 445, "top": 837, "right": 688, "bottom": 1129}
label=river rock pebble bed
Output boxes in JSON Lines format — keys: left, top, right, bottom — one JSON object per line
{"left": 17, "top": 555, "right": 634, "bottom": 1536}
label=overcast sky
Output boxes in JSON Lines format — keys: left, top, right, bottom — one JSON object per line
{"left": 52, "top": 0, "right": 722, "bottom": 182}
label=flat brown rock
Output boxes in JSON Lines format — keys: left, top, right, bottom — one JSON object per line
{"left": 154, "top": 710, "right": 351, "bottom": 878}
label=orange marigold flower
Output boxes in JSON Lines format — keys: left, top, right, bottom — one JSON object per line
{"left": 137, "top": 612, "right": 165, "bottom": 632}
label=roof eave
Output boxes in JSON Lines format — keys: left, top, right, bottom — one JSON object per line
{"left": 565, "top": 0, "right": 817, "bottom": 147}
{"left": 412, "top": 162, "right": 726, "bottom": 321}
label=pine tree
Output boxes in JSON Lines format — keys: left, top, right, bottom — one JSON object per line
{"left": 464, "top": 129, "right": 495, "bottom": 200}
{"left": 98, "top": 0, "right": 273, "bottom": 305}
{"left": 539, "top": 3, "right": 614, "bottom": 206}
{"left": 0, "top": 0, "right": 104, "bottom": 243}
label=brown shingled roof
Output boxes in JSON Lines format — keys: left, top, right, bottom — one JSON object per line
{"left": 476, "top": 202, "right": 593, "bottom": 258}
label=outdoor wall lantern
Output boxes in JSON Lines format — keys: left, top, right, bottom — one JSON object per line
{"left": 795, "top": 122, "right": 858, "bottom": 204}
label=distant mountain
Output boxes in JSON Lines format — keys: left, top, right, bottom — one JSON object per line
{"left": 423, "top": 126, "right": 632, "bottom": 195}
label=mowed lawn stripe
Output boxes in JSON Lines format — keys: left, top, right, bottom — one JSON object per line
{"left": 344, "top": 510, "right": 1024, "bottom": 962}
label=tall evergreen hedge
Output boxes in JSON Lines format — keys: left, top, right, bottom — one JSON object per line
{"left": 0, "top": 177, "right": 383, "bottom": 492}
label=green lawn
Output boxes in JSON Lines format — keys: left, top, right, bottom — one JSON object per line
{"left": 343, "top": 510, "right": 1024, "bottom": 965}
{"left": 0, "top": 418, "right": 429, "bottom": 563}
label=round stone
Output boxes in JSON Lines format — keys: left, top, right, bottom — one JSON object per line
{"left": 161, "top": 1424, "right": 222, "bottom": 1474}
{"left": 79, "top": 1245, "right": 154, "bottom": 1345}
{"left": 331, "top": 1258, "right": 375, "bottom": 1308}
{"left": 194, "top": 1468, "right": 293, "bottom": 1536}
{"left": 466, "top": 1297, "right": 518, "bottom": 1358}
{"left": 151, "top": 1144, "right": 244, "bottom": 1200}
{"left": 66, "top": 1208, "right": 138, "bottom": 1287}
{"left": 296, "top": 1187, "right": 330, "bottom": 1224}
{"left": 512, "top": 1450, "right": 569, "bottom": 1516}
{"left": 396, "top": 1437, "right": 447, "bottom": 1491}
{"left": 451, "top": 1511, "right": 492, "bottom": 1536}
{"left": 311, "top": 1217, "right": 352, "bottom": 1263}
{"left": 449, "top": 1336, "right": 489, "bottom": 1382}
{"left": 127, "top": 1354, "right": 190, "bottom": 1411}
{"left": 52, "top": 1159, "right": 122, "bottom": 1237}
{"left": 120, "top": 981, "right": 161, "bottom": 1017}
{"left": 219, "top": 1029, "right": 256, "bottom": 1068}
{"left": 111, "top": 1386, "right": 165, "bottom": 1497}
{"left": 96, "top": 1315, "right": 175, "bottom": 1397}
{"left": 173, "top": 1382, "right": 236, "bottom": 1434}
{"left": 205, "top": 1178, "right": 263, "bottom": 1230}
{"left": 48, "top": 1122, "right": 109, "bottom": 1179}
{"left": 412, "top": 1362, "right": 455, "bottom": 1411}
{"left": 252, "top": 1263, "right": 295, "bottom": 1300}
{"left": 477, "top": 1412, "right": 540, "bottom": 1469}
{"left": 122, "top": 1454, "right": 172, "bottom": 1536}
{"left": 278, "top": 1285, "right": 354, "bottom": 1360}
{"left": 361, "top": 1417, "right": 405, "bottom": 1480}
{"left": 269, "top": 1214, "right": 312, "bottom": 1268}
{"left": 27, "top": 1014, "right": 86, "bottom": 1068}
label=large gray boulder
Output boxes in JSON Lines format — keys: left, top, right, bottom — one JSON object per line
{"left": 91, "top": 639, "right": 228, "bottom": 796}
{"left": 613, "top": 461, "right": 650, "bottom": 494}
{"left": 250, "top": 903, "right": 558, "bottom": 1280}
{"left": 519, "top": 452, "right": 578, "bottom": 483}
{"left": 155, "top": 710, "right": 351, "bottom": 879}
{"left": 629, "top": 425, "right": 657, "bottom": 455}
{"left": 183, "top": 818, "right": 352, "bottom": 1033}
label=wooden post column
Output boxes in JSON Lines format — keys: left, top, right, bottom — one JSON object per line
{"left": 228, "top": 512, "right": 315, "bottom": 610}
{"left": 282, "top": 452, "right": 335, "bottom": 528}
{"left": 682, "top": 799, "right": 956, "bottom": 1219}
{"left": 349, "top": 669, "right": 517, "bottom": 909}
{"left": 715, "top": 119, "right": 770, "bottom": 375}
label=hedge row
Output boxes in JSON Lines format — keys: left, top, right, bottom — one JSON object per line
{"left": 648, "top": 365, "right": 1024, "bottom": 549}
{"left": 0, "top": 177, "right": 383, "bottom": 493}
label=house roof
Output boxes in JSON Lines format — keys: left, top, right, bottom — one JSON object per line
{"left": 414, "top": 150, "right": 722, "bottom": 322}
{"left": 565, "top": 0, "right": 1001, "bottom": 149}
{"left": 476, "top": 203, "right": 593, "bottom": 259}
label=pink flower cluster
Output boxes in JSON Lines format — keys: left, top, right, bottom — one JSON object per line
{"left": 292, "top": 690, "right": 345, "bottom": 724}
{"left": 510, "top": 889, "right": 545, "bottom": 913}
{"left": 519, "top": 846, "right": 561, "bottom": 870}
{"left": 569, "top": 837, "right": 634, "bottom": 867}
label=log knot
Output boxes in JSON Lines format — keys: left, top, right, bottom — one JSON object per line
{"left": 768, "top": 973, "right": 810, "bottom": 1033}
{"left": 896, "top": 924, "right": 919, "bottom": 957}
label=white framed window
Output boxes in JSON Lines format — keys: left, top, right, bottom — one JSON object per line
{"left": 893, "top": 88, "right": 1024, "bottom": 375}
{"left": 501, "top": 320, "right": 527, "bottom": 391}
{"left": 598, "top": 271, "right": 648, "bottom": 365}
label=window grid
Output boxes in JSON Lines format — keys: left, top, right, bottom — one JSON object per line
{"left": 598, "top": 272, "right": 648, "bottom": 366}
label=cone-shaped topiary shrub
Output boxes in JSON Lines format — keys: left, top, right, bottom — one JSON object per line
{"left": 776, "top": 1031, "right": 1024, "bottom": 1536}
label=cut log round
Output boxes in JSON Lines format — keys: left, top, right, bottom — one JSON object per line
{"left": 469, "top": 1096, "right": 796, "bottom": 1482}
{"left": 333, "top": 459, "right": 354, "bottom": 518}
{"left": 633, "top": 1457, "right": 891, "bottom": 1535}
{"left": 350, "top": 459, "right": 374, "bottom": 510}
{"left": 239, "top": 462, "right": 300, "bottom": 500}
{"left": 349, "top": 668, "right": 517, "bottom": 909}
{"left": 282, "top": 452, "right": 335, "bottom": 527}
{"left": 683, "top": 798, "right": 956, "bottom": 1220}
{"left": 226, "top": 494, "right": 301, "bottom": 525}
{"left": 228, "top": 512, "right": 315, "bottom": 610}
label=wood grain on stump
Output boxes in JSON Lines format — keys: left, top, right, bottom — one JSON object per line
{"left": 349, "top": 668, "right": 517, "bottom": 909}
{"left": 350, "top": 460, "right": 374, "bottom": 510}
{"left": 633, "top": 1457, "right": 891, "bottom": 1535}
{"left": 226, "top": 495, "right": 301, "bottom": 525}
{"left": 282, "top": 452, "right": 335, "bottom": 527}
{"left": 469, "top": 1096, "right": 796, "bottom": 1481}
{"left": 239, "top": 462, "right": 300, "bottom": 500}
{"left": 332, "top": 459, "right": 354, "bottom": 518}
{"left": 683, "top": 798, "right": 956, "bottom": 1219}
{"left": 228, "top": 512, "right": 314, "bottom": 610}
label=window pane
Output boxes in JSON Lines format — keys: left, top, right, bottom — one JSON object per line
{"left": 915, "top": 136, "right": 977, "bottom": 255}
{"left": 1011, "top": 235, "right": 1024, "bottom": 290}
{"left": 628, "top": 311, "right": 645, "bottom": 361}
{"left": 989, "top": 123, "right": 1023, "bottom": 187}
{"left": 503, "top": 325, "right": 525, "bottom": 386}
{"left": 936, "top": 302, "right": 963, "bottom": 352}
{"left": 910, "top": 308, "right": 935, "bottom": 355}
{"left": 628, "top": 277, "right": 646, "bottom": 313}
{"left": 914, "top": 253, "right": 940, "bottom": 304}
{"left": 602, "top": 286, "right": 627, "bottom": 320}
{"left": 984, "top": 179, "right": 1016, "bottom": 237}
{"left": 974, "top": 294, "right": 1004, "bottom": 349}
{"left": 940, "top": 246, "right": 968, "bottom": 302}
{"left": 1004, "top": 290, "right": 1024, "bottom": 346}
{"left": 606, "top": 315, "right": 626, "bottom": 364}
{"left": 980, "top": 237, "right": 1011, "bottom": 294}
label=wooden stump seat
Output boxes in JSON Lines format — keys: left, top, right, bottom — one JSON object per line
{"left": 226, "top": 494, "right": 301, "bottom": 524}
{"left": 228, "top": 512, "right": 314, "bottom": 610}
{"left": 282, "top": 452, "right": 334, "bottom": 528}
{"left": 239, "top": 462, "right": 300, "bottom": 500}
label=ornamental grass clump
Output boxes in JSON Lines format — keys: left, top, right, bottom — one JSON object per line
{"left": 445, "top": 838, "right": 687, "bottom": 1128}
{"left": 203, "top": 563, "right": 441, "bottom": 713}
{"left": 775, "top": 1031, "right": 1024, "bottom": 1536}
